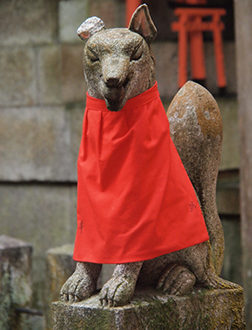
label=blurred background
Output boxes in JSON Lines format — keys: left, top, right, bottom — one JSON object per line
{"left": 0, "top": 0, "right": 251, "bottom": 329}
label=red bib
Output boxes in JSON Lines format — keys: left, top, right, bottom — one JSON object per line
{"left": 73, "top": 83, "right": 209, "bottom": 264}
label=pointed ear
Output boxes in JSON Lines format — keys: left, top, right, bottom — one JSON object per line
{"left": 77, "top": 16, "right": 105, "bottom": 40}
{"left": 128, "top": 4, "right": 157, "bottom": 43}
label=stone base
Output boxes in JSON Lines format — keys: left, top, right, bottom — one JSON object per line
{"left": 52, "top": 287, "right": 245, "bottom": 329}
{"left": 0, "top": 235, "right": 33, "bottom": 330}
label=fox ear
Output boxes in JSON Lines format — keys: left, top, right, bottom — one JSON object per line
{"left": 128, "top": 4, "right": 157, "bottom": 43}
{"left": 77, "top": 16, "right": 105, "bottom": 40}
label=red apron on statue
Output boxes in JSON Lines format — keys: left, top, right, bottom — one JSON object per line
{"left": 73, "top": 82, "right": 209, "bottom": 264}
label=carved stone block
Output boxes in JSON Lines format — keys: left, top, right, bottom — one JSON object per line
{"left": 0, "top": 0, "right": 57, "bottom": 46}
{"left": 0, "top": 47, "right": 37, "bottom": 107}
{"left": 0, "top": 235, "right": 32, "bottom": 329}
{"left": 61, "top": 44, "right": 87, "bottom": 103}
{"left": 46, "top": 244, "right": 76, "bottom": 329}
{"left": 0, "top": 106, "right": 83, "bottom": 181}
{"left": 37, "top": 46, "right": 62, "bottom": 105}
{"left": 52, "top": 287, "right": 245, "bottom": 329}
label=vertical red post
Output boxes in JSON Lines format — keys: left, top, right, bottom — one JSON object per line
{"left": 189, "top": 16, "right": 206, "bottom": 80}
{"left": 213, "top": 13, "right": 226, "bottom": 88}
{"left": 176, "top": 0, "right": 207, "bottom": 4}
{"left": 126, "top": 0, "right": 141, "bottom": 26}
{"left": 173, "top": 7, "right": 226, "bottom": 89}
{"left": 178, "top": 14, "right": 188, "bottom": 87}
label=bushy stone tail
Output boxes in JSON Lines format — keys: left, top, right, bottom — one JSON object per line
{"left": 167, "top": 81, "right": 224, "bottom": 275}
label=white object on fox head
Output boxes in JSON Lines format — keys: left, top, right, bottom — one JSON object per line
{"left": 77, "top": 16, "right": 105, "bottom": 40}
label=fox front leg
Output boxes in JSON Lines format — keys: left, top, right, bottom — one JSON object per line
{"left": 60, "top": 261, "right": 102, "bottom": 303}
{"left": 99, "top": 261, "right": 143, "bottom": 307}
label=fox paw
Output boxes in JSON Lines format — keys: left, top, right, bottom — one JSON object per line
{"left": 99, "top": 275, "right": 136, "bottom": 307}
{"left": 60, "top": 271, "right": 96, "bottom": 303}
{"left": 60, "top": 261, "right": 102, "bottom": 303}
{"left": 157, "top": 264, "right": 196, "bottom": 295}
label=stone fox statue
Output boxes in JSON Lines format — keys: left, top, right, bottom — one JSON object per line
{"left": 60, "top": 4, "right": 236, "bottom": 307}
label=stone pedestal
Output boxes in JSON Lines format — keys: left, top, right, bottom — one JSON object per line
{"left": 46, "top": 244, "right": 76, "bottom": 329}
{"left": 52, "top": 287, "right": 245, "bottom": 329}
{"left": 0, "top": 235, "right": 33, "bottom": 330}
{"left": 46, "top": 244, "right": 76, "bottom": 302}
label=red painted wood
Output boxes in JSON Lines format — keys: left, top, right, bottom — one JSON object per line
{"left": 171, "top": 8, "right": 226, "bottom": 88}
{"left": 213, "top": 14, "right": 227, "bottom": 87}
{"left": 178, "top": 16, "right": 188, "bottom": 87}
{"left": 126, "top": 0, "right": 141, "bottom": 26}
{"left": 176, "top": 0, "right": 207, "bottom": 4}
{"left": 190, "top": 29, "right": 206, "bottom": 79}
{"left": 174, "top": 8, "right": 226, "bottom": 16}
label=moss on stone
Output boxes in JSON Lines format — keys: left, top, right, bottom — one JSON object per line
{"left": 52, "top": 287, "right": 245, "bottom": 329}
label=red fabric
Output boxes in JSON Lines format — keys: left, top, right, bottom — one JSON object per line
{"left": 73, "top": 82, "right": 209, "bottom": 264}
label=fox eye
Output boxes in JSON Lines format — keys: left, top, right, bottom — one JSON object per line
{"left": 86, "top": 48, "right": 99, "bottom": 63}
{"left": 130, "top": 44, "right": 143, "bottom": 61}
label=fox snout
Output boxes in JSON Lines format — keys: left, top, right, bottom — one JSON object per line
{"left": 102, "top": 57, "right": 129, "bottom": 88}
{"left": 105, "top": 77, "right": 121, "bottom": 88}
{"left": 101, "top": 57, "right": 130, "bottom": 111}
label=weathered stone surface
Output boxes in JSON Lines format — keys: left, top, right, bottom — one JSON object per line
{"left": 0, "top": 266, "right": 11, "bottom": 330}
{"left": 47, "top": 245, "right": 76, "bottom": 303}
{"left": 52, "top": 287, "right": 245, "bottom": 329}
{"left": 37, "top": 46, "right": 62, "bottom": 105}
{"left": 235, "top": 1, "right": 252, "bottom": 327}
{"left": 15, "top": 314, "right": 45, "bottom": 330}
{"left": 168, "top": 81, "right": 224, "bottom": 274}
{"left": 46, "top": 244, "right": 76, "bottom": 329}
{"left": 165, "top": 95, "right": 239, "bottom": 173}
{"left": 88, "top": 0, "right": 124, "bottom": 29}
{"left": 0, "top": 47, "right": 37, "bottom": 106}
{"left": 0, "top": 235, "right": 32, "bottom": 330}
{"left": 59, "top": 0, "right": 88, "bottom": 43}
{"left": 152, "top": 42, "right": 178, "bottom": 100}
{"left": 61, "top": 44, "right": 87, "bottom": 103}
{"left": 205, "top": 41, "right": 236, "bottom": 95}
{"left": 217, "top": 98, "right": 239, "bottom": 170}
{"left": 0, "top": 236, "right": 33, "bottom": 306}
{"left": 0, "top": 0, "right": 58, "bottom": 46}
{"left": 0, "top": 105, "right": 83, "bottom": 181}
{"left": 0, "top": 185, "right": 77, "bottom": 258}
{"left": 0, "top": 184, "right": 77, "bottom": 311}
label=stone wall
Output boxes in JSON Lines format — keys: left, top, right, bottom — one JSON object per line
{"left": 0, "top": 0, "right": 240, "bottom": 322}
{"left": 52, "top": 287, "right": 245, "bottom": 329}
{"left": 0, "top": 0, "right": 128, "bottom": 317}
{"left": 0, "top": 0, "right": 90, "bottom": 315}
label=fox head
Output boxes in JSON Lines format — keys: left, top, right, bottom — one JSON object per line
{"left": 77, "top": 4, "right": 157, "bottom": 111}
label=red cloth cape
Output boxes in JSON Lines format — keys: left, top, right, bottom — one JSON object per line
{"left": 73, "top": 82, "right": 209, "bottom": 264}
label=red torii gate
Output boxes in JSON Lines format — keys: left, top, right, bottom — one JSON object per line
{"left": 171, "top": 0, "right": 226, "bottom": 88}
{"left": 125, "top": 0, "right": 227, "bottom": 90}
